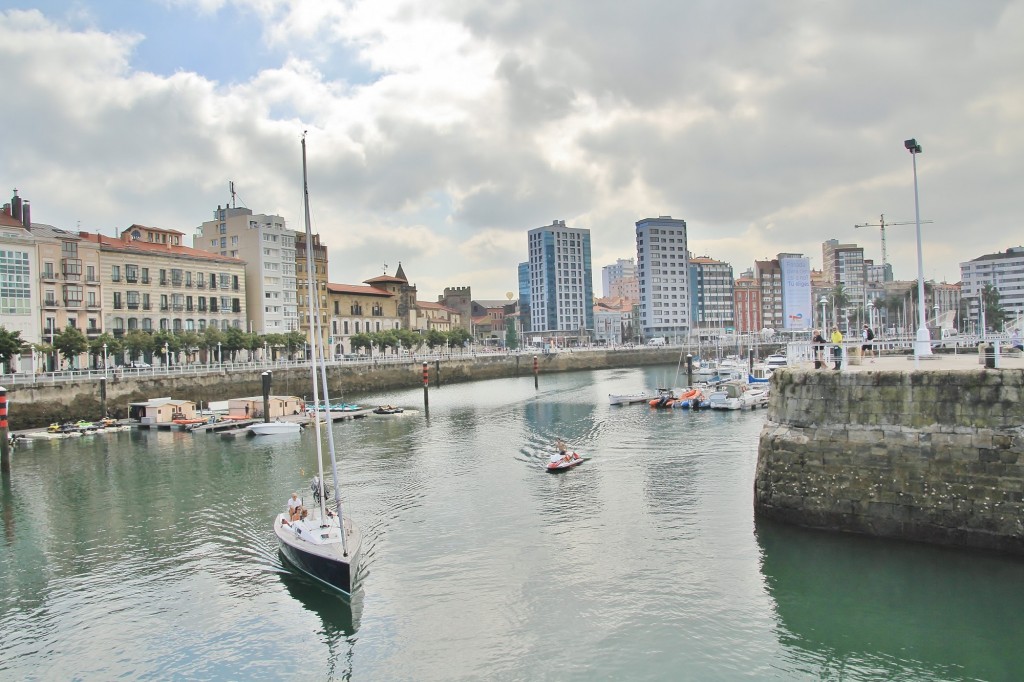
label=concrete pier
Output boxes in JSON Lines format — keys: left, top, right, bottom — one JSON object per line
{"left": 755, "top": 354, "right": 1024, "bottom": 554}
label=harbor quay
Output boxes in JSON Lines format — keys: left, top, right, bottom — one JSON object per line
{"left": 3, "top": 346, "right": 698, "bottom": 430}
{"left": 756, "top": 352, "right": 1024, "bottom": 554}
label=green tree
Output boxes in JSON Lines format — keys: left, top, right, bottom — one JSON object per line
{"left": 89, "top": 333, "right": 121, "bottom": 369}
{"left": 0, "top": 327, "right": 24, "bottom": 372}
{"left": 396, "top": 328, "right": 421, "bottom": 353}
{"left": 283, "top": 330, "right": 307, "bottom": 359}
{"left": 203, "top": 326, "right": 226, "bottom": 362}
{"left": 264, "top": 333, "right": 286, "bottom": 360}
{"left": 54, "top": 326, "right": 89, "bottom": 369}
{"left": 177, "top": 331, "right": 203, "bottom": 364}
{"left": 448, "top": 327, "right": 472, "bottom": 352}
{"left": 505, "top": 318, "right": 518, "bottom": 350}
{"left": 349, "top": 333, "right": 373, "bottom": 353}
{"left": 981, "top": 283, "right": 1006, "bottom": 331}
{"left": 224, "top": 326, "right": 248, "bottom": 361}
{"left": 124, "top": 330, "right": 154, "bottom": 363}
{"left": 424, "top": 329, "right": 446, "bottom": 350}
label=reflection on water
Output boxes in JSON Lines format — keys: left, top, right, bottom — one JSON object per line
{"left": 2, "top": 366, "right": 1023, "bottom": 680}
{"left": 756, "top": 517, "right": 1024, "bottom": 681}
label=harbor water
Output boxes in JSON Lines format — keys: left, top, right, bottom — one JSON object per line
{"left": 1, "top": 366, "right": 1022, "bottom": 681}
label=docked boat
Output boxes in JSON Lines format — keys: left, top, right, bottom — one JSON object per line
{"left": 708, "top": 381, "right": 769, "bottom": 410}
{"left": 275, "top": 135, "right": 361, "bottom": 596}
{"left": 649, "top": 387, "right": 701, "bottom": 409}
{"left": 609, "top": 392, "right": 656, "bottom": 406}
{"left": 547, "top": 452, "right": 585, "bottom": 472}
{"left": 248, "top": 420, "right": 302, "bottom": 436}
{"left": 764, "top": 354, "right": 789, "bottom": 370}
{"left": 372, "top": 405, "right": 404, "bottom": 415}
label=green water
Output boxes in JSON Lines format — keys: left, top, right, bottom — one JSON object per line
{"left": 1, "top": 366, "right": 1022, "bottom": 680}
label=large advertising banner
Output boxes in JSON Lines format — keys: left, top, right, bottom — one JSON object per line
{"left": 780, "top": 255, "right": 812, "bottom": 331}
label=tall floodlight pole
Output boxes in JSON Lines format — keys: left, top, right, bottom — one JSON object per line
{"left": 905, "top": 138, "right": 931, "bottom": 358}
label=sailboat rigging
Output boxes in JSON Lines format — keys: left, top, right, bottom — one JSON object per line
{"left": 274, "top": 132, "right": 362, "bottom": 595}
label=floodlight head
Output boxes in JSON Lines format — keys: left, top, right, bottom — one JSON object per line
{"left": 904, "top": 138, "right": 921, "bottom": 153}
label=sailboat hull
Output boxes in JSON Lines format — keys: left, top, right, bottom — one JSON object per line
{"left": 275, "top": 515, "right": 362, "bottom": 595}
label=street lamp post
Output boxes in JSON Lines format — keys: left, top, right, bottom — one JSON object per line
{"left": 217, "top": 341, "right": 222, "bottom": 365}
{"left": 164, "top": 342, "right": 170, "bottom": 368}
{"left": 819, "top": 296, "right": 828, "bottom": 331}
{"left": 905, "top": 138, "right": 932, "bottom": 357}
{"left": 102, "top": 343, "right": 108, "bottom": 374}
{"left": 866, "top": 301, "right": 875, "bottom": 335}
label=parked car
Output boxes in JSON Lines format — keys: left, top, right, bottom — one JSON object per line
{"left": 130, "top": 361, "right": 151, "bottom": 368}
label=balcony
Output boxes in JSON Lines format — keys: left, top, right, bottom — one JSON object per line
{"left": 127, "top": 302, "right": 140, "bottom": 310}
{"left": 113, "top": 303, "right": 123, "bottom": 310}
{"left": 142, "top": 304, "right": 151, "bottom": 311}
{"left": 196, "top": 281, "right": 206, "bottom": 289}
{"left": 160, "top": 278, "right": 169, "bottom": 286}
{"left": 160, "top": 304, "right": 170, "bottom": 311}
{"left": 86, "top": 302, "right": 101, "bottom": 310}
{"left": 43, "top": 298, "right": 58, "bottom": 308}
{"left": 126, "top": 274, "right": 138, "bottom": 283}
{"left": 171, "top": 279, "right": 183, "bottom": 288}
{"left": 141, "top": 276, "right": 151, "bottom": 284}
{"left": 41, "top": 272, "right": 58, "bottom": 282}
{"left": 172, "top": 304, "right": 184, "bottom": 312}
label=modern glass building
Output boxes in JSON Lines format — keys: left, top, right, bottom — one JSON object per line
{"left": 635, "top": 216, "right": 690, "bottom": 340}
{"left": 526, "top": 220, "right": 594, "bottom": 340}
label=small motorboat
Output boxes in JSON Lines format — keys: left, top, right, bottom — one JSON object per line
{"left": 247, "top": 420, "right": 302, "bottom": 436}
{"left": 546, "top": 452, "right": 585, "bottom": 472}
{"left": 609, "top": 392, "right": 656, "bottom": 406}
{"left": 373, "top": 405, "right": 404, "bottom": 415}
{"left": 172, "top": 418, "right": 207, "bottom": 425}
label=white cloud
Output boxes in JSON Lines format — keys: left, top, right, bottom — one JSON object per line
{"left": 3, "top": 2, "right": 1024, "bottom": 300}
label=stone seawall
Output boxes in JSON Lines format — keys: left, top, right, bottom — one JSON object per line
{"left": 8, "top": 348, "right": 682, "bottom": 429}
{"left": 755, "top": 369, "right": 1024, "bottom": 554}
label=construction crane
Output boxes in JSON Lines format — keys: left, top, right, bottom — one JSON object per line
{"left": 854, "top": 213, "right": 934, "bottom": 270}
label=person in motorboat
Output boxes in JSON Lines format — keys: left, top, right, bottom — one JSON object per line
{"left": 551, "top": 439, "right": 578, "bottom": 466}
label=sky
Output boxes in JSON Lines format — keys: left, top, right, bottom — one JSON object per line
{"left": 2, "top": 1, "right": 1023, "bottom": 300}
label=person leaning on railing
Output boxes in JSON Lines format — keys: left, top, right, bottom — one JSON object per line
{"left": 830, "top": 328, "right": 843, "bottom": 370}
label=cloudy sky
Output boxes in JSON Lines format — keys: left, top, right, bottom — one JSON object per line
{"left": 2, "top": 1, "right": 1022, "bottom": 299}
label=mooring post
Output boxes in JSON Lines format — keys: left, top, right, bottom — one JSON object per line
{"left": 748, "top": 348, "right": 754, "bottom": 374}
{"left": 533, "top": 355, "right": 539, "bottom": 390}
{"left": 435, "top": 359, "right": 441, "bottom": 387}
{"left": 261, "top": 371, "right": 272, "bottom": 423}
{"left": 99, "top": 376, "right": 107, "bottom": 417}
{"left": 0, "top": 386, "right": 9, "bottom": 474}
{"left": 686, "top": 354, "right": 693, "bottom": 387}
{"left": 422, "top": 362, "right": 430, "bottom": 411}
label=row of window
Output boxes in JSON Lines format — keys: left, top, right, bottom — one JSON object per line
{"left": 111, "top": 292, "right": 241, "bottom": 313}
{"left": 111, "top": 318, "right": 240, "bottom": 332}
{"left": 111, "top": 265, "right": 240, "bottom": 290}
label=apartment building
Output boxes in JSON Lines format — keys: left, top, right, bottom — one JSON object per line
{"left": 36, "top": 224, "right": 104, "bottom": 350}
{"left": 822, "top": 239, "right": 866, "bottom": 305}
{"left": 635, "top": 216, "right": 689, "bottom": 340}
{"left": 82, "top": 225, "right": 247, "bottom": 338}
{"left": 195, "top": 206, "right": 297, "bottom": 334}
{"left": 325, "top": 283, "right": 401, "bottom": 356}
{"left": 754, "top": 259, "right": 784, "bottom": 330}
{"left": 517, "top": 262, "right": 530, "bottom": 333}
{"left": 688, "top": 256, "right": 734, "bottom": 331}
{"left": 295, "top": 230, "right": 329, "bottom": 349}
{"left": 960, "top": 247, "right": 1024, "bottom": 326}
{"left": 601, "top": 258, "right": 636, "bottom": 298}
{"left": 733, "top": 275, "right": 761, "bottom": 334}
{"left": 410, "top": 301, "right": 462, "bottom": 334}
{"left": 0, "top": 198, "right": 40, "bottom": 346}
{"left": 526, "top": 220, "right": 594, "bottom": 340}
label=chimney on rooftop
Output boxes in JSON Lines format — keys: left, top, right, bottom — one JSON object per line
{"left": 11, "top": 189, "right": 22, "bottom": 221}
{"left": 21, "top": 200, "right": 30, "bottom": 229}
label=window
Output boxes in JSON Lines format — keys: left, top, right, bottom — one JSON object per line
{"left": 111, "top": 265, "right": 121, "bottom": 282}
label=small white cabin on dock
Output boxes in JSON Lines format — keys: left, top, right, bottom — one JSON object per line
{"left": 228, "top": 396, "right": 305, "bottom": 420}
{"left": 128, "top": 397, "right": 198, "bottom": 424}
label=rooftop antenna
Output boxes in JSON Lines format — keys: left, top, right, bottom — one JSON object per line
{"left": 383, "top": 261, "right": 388, "bottom": 275}
{"left": 229, "top": 181, "right": 236, "bottom": 209}
{"left": 854, "top": 213, "right": 933, "bottom": 270}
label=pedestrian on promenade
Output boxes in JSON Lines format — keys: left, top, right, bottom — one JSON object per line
{"left": 830, "top": 327, "right": 844, "bottom": 370}
{"left": 812, "top": 329, "right": 827, "bottom": 369}
{"left": 861, "top": 324, "right": 875, "bottom": 362}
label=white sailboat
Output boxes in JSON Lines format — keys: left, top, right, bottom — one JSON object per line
{"left": 274, "top": 133, "right": 362, "bottom": 595}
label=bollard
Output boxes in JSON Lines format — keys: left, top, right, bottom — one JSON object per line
{"left": 435, "top": 359, "right": 441, "bottom": 387}
{"left": 99, "top": 377, "right": 107, "bottom": 418}
{"left": 984, "top": 343, "right": 996, "bottom": 369}
{"left": 0, "top": 386, "right": 9, "bottom": 474}
{"left": 261, "top": 371, "right": 272, "bottom": 422}
{"left": 422, "top": 362, "right": 430, "bottom": 410}
{"left": 686, "top": 354, "right": 693, "bottom": 387}
{"left": 533, "top": 355, "right": 539, "bottom": 389}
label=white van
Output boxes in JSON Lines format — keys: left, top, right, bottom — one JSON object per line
{"left": 647, "top": 337, "right": 666, "bottom": 346}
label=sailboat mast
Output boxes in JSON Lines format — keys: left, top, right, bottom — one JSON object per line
{"left": 300, "top": 133, "right": 349, "bottom": 557}
{"left": 301, "top": 134, "right": 329, "bottom": 526}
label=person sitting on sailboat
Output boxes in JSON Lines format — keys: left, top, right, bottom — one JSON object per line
{"left": 287, "top": 492, "right": 302, "bottom": 516}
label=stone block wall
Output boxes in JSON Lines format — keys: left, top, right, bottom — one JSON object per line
{"left": 756, "top": 369, "right": 1024, "bottom": 554}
